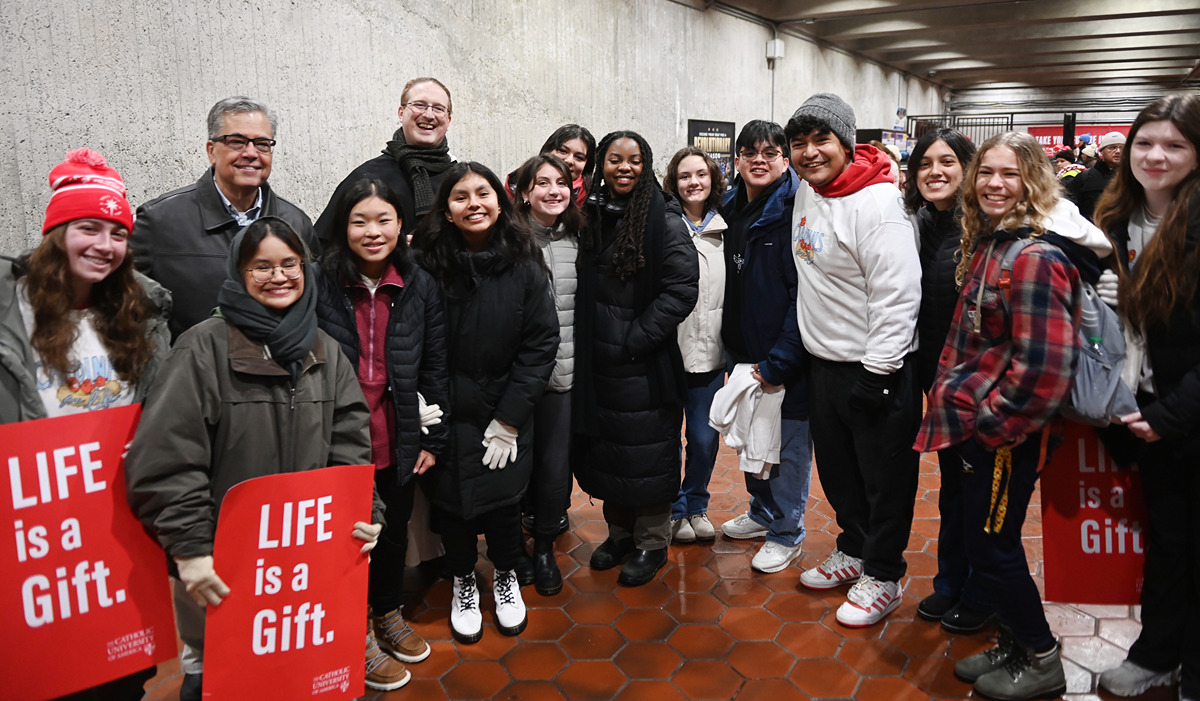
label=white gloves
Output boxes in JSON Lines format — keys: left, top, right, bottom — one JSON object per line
{"left": 417, "top": 392, "right": 443, "bottom": 435}
{"left": 174, "top": 555, "right": 230, "bottom": 608}
{"left": 352, "top": 521, "right": 382, "bottom": 555}
{"left": 481, "top": 419, "right": 519, "bottom": 470}
{"left": 1096, "top": 269, "right": 1119, "bottom": 308}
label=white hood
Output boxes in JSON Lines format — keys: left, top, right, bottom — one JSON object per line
{"left": 1045, "top": 198, "right": 1112, "bottom": 259}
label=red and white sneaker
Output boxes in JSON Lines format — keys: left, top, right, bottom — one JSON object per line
{"left": 835, "top": 576, "right": 901, "bottom": 627}
{"left": 799, "top": 550, "right": 863, "bottom": 590}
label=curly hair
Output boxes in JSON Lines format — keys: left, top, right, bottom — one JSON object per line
{"left": 584, "top": 131, "right": 660, "bottom": 280}
{"left": 903, "top": 128, "right": 976, "bottom": 214}
{"left": 956, "top": 131, "right": 1061, "bottom": 287}
{"left": 321, "top": 178, "right": 413, "bottom": 283}
{"left": 663, "top": 146, "right": 726, "bottom": 215}
{"left": 1095, "top": 94, "right": 1200, "bottom": 332}
{"left": 411, "top": 162, "right": 547, "bottom": 287}
{"left": 24, "top": 225, "right": 155, "bottom": 385}
{"left": 513, "top": 154, "right": 585, "bottom": 238}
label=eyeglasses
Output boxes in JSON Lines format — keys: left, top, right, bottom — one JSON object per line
{"left": 213, "top": 134, "right": 277, "bottom": 154}
{"left": 404, "top": 101, "right": 449, "bottom": 116}
{"left": 739, "top": 148, "right": 783, "bottom": 162}
{"left": 245, "top": 259, "right": 302, "bottom": 283}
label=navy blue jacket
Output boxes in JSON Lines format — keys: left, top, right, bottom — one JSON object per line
{"left": 722, "top": 169, "right": 809, "bottom": 419}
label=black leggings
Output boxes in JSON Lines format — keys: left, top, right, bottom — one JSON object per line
{"left": 368, "top": 470, "right": 416, "bottom": 613}
{"left": 439, "top": 504, "right": 524, "bottom": 577}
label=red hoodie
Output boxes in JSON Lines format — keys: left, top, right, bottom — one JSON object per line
{"left": 814, "top": 144, "right": 894, "bottom": 198}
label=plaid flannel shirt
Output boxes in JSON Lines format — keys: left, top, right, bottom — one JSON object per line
{"left": 915, "top": 233, "right": 1081, "bottom": 452}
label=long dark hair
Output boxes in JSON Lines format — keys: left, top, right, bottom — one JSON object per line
{"left": 904, "top": 128, "right": 976, "bottom": 214}
{"left": 584, "top": 130, "right": 660, "bottom": 280}
{"left": 663, "top": 146, "right": 726, "bottom": 214}
{"left": 1098, "top": 94, "right": 1200, "bottom": 331}
{"left": 24, "top": 225, "right": 155, "bottom": 385}
{"left": 412, "top": 162, "right": 546, "bottom": 286}
{"left": 321, "top": 178, "right": 412, "bottom": 282}
{"left": 540, "top": 124, "right": 597, "bottom": 181}
{"left": 513, "top": 154, "right": 584, "bottom": 238}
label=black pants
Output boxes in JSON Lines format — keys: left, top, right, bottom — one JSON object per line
{"left": 933, "top": 443, "right": 991, "bottom": 611}
{"left": 530, "top": 390, "right": 573, "bottom": 540}
{"left": 807, "top": 356, "right": 921, "bottom": 582}
{"left": 960, "top": 434, "right": 1055, "bottom": 652}
{"left": 368, "top": 469, "right": 417, "bottom": 613}
{"left": 1128, "top": 441, "right": 1200, "bottom": 696}
{"left": 439, "top": 504, "right": 524, "bottom": 577}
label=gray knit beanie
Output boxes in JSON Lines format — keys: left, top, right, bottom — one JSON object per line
{"left": 790, "top": 93, "right": 856, "bottom": 151}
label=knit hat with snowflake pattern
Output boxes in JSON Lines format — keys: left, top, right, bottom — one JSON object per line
{"left": 43, "top": 148, "right": 134, "bottom": 235}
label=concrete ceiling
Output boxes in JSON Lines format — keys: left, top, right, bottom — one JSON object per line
{"left": 683, "top": 0, "right": 1200, "bottom": 91}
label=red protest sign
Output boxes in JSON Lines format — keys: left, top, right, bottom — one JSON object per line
{"left": 204, "top": 464, "right": 374, "bottom": 700}
{"left": 1041, "top": 421, "right": 1146, "bottom": 604}
{"left": 0, "top": 404, "right": 175, "bottom": 701}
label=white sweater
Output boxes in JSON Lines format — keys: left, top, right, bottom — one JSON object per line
{"left": 790, "top": 181, "right": 921, "bottom": 374}
{"left": 708, "top": 363, "right": 785, "bottom": 478}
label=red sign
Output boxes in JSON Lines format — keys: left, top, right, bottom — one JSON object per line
{"left": 0, "top": 405, "right": 175, "bottom": 700}
{"left": 1041, "top": 421, "right": 1145, "bottom": 604}
{"left": 204, "top": 464, "right": 374, "bottom": 700}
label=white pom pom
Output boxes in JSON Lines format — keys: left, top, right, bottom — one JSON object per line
{"left": 65, "top": 148, "right": 107, "bottom": 167}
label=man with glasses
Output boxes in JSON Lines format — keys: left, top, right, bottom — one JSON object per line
{"left": 717, "top": 120, "right": 814, "bottom": 578}
{"left": 135, "top": 96, "right": 319, "bottom": 339}
{"left": 315, "top": 77, "right": 455, "bottom": 245}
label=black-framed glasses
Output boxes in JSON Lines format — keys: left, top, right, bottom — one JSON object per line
{"left": 403, "top": 101, "right": 449, "bottom": 116}
{"left": 739, "top": 148, "right": 783, "bottom": 162}
{"left": 245, "top": 259, "right": 302, "bottom": 283}
{"left": 213, "top": 134, "right": 277, "bottom": 154}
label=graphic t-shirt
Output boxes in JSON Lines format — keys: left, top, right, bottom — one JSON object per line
{"left": 17, "top": 281, "right": 135, "bottom": 417}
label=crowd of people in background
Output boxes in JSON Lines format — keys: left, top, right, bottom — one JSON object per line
{"left": 4, "top": 77, "right": 1197, "bottom": 701}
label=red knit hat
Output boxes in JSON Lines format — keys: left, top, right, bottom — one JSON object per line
{"left": 42, "top": 148, "right": 134, "bottom": 235}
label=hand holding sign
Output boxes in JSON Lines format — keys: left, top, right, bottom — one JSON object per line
{"left": 174, "top": 555, "right": 230, "bottom": 607}
{"left": 352, "top": 522, "right": 381, "bottom": 555}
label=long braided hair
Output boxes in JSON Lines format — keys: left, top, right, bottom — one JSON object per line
{"left": 584, "top": 130, "right": 659, "bottom": 280}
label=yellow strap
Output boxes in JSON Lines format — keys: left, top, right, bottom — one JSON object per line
{"left": 985, "top": 446, "right": 1013, "bottom": 534}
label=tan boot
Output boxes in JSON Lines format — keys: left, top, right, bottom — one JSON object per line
{"left": 365, "top": 616, "right": 410, "bottom": 691}
{"left": 374, "top": 606, "right": 431, "bottom": 663}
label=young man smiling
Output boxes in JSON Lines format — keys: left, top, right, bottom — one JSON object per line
{"left": 786, "top": 93, "right": 922, "bottom": 627}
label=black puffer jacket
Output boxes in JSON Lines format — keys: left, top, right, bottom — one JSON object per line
{"left": 315, "top": 260, "right": 449, "bottom": 485}
{"left": 423, "top": 249, "right": 558, "bottom": 519}
{"left": 915, "top": 205, "right": 963, "bottom": 393}
{"left": 572, "top": 192, "right": 699, "bottom": 506}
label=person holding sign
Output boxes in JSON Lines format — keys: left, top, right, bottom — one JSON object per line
{"left": 0, "top": 149, "right": 170, "bottom": 699}
{"left": 316, "top": 178, "right": 448, "bottom": 681}
{"left": 1092, "top": 94, "right": 1200, "bottom": 701}
{"left": 125, "top": 218, "right": 392, "bottom": 698}
{"left": 411, "top": 162, "right": 558, "bottom": 645}
{"left": 915, "top": 132, "right": 1113, "bottom": 701}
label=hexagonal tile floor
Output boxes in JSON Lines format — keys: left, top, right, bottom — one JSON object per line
{"left": 142, "top": 446, "right": 1178, "bottom": 700}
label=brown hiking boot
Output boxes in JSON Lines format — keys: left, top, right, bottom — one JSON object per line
{"left": 374, "top": 606, "right": 431, "bottom": 663}
{"left": 365, "top": 619, "right": 410, "bottom": 691}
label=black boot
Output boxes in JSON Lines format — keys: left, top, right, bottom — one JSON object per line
{"left": 590, "top": 537, "right": 635, "bottom": 570}
{"left": 618, "top": 548, "right": 668, "bottom": 587}
{"left": 513, "top": 548, "right": 536, "bottom": 587}
{"left": 533, "top": 538, "right": 563, "bottom": 596}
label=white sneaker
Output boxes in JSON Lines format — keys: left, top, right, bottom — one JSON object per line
{"left": 671, "top": 517, "right": 696, "bottom": 544}
{"left": 492, "top": 569, "right": 528, "bottom": 636}
{"left": 689, "top": 514, "right": 716, "bottom": 540}
{"left": 751, "top": 542, "right": 803, "bottom": 573}
{"left": 450, "top": 573, "right": 483, "bottom": 644}
{"left": 799, "top": 549, "right": 863, "bottom": 590}
{"left": 721, "top": 513, "right": 768, "bottom": 540}
{"left": 1099, "top": 660, "right": 1177, "bottom": 696}
{"left": 835, "top": 575, "right": 902, "bottom": 627}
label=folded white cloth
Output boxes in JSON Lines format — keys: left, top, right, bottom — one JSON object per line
{"left": 708, "top": 363, "right": 785, "bottom": 479}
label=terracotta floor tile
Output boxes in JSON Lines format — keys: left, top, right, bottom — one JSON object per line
{"left": 704, "top": 551, "right": 754, "bottom": 579}
{"left": 735, "top": 678, "right": 811, "bottom": 701}
{"left": 662, "top": 591, "right": 727, "bottom": 624}
{"left": 776, "top": 622, "right": 843, "bottom": 658}
{"left": 566, "top": 565, "right": 623, "bottom": 593}
{"left": 559, "top": 624, "right": 626, "bottom": 659}
{"left": 712, "top": 578, "right": 773, "bottom": 607}
{"left": 900, "top": 653, "right": 968, "bottom": 698}
{"left": 613, "top": 680, "right": 688, "bottom": 701}
{"left": 455, "top": 627, "right": 520, "bottom": 660}
{"left": 837, "top": 638, "right": 909, "bottom": 676}
{"left": 667, "top": 624, "right": 735, "bottom": 658}
{"left": 718, "top": 606, "right": 783, "bottom": 640}
{"left": 727, "top": 640, "right": 797, "bottom": 679}
{"left": 563, "top": 592, "right": 625, "bottom": 624}
{"left": 439, "top": 660, "right": 511, "bottom": 700}
{"left": 555, "top": 659, "right": 627, "bottom": 701}
{"left": 614, "top": 607, "right": 678, "bottom": 642}
{"left": 374, "top": 678, "right": 448, "bottom": 700}
{"left": 670, "top": 659, "right": 745, "bottom": 700}
{"left": 882, "top": 618, "right": 952, "bottom": 658}
{"left": 613, "top": 578, "right": 674, "bottom": 608}
{"left": 759, "top": 566, "right": 806, "bottom": 593}
{"left": 501, "top": 641, "right": 569, "bottom": 680}
{"left": 495, "top": 680, "right": 567, "bottom": 701}
{"left": 669, "top": 544, "right": 716, "bottom": 568}
{"left": 612, "top": 641, "right": 683, "bottom": 679}
{"left": 520, "top": 608, "right": 575, "bottom": 642}
{"left": 407, "top": 642, "right": 460, "bottom": 678}
{"left": 855, "top": 676, "right": 930, "bottom": 701}
{"left": 788, "top": 657, "right": 860, "bottom": 698}
{"left": 660, "top": 561, "right": 720, "bottom": 594}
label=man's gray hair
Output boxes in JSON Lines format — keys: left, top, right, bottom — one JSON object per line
{"left": 206, "top": 96, "right": 278, "bottom": 139}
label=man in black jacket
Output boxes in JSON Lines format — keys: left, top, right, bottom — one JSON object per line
{"left": 315, "top": 77, "right": 457, "bottom": 246}
{"left": 1067, "top": 131, "right": 1125, "bottom": 221}
{"left": 134, "top": 96, "right": 319, "bottom": 340}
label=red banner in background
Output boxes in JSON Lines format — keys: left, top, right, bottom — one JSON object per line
{"left": 204, "top": 464, "right": 374, "bottom": 700}
{"left": 0, "top": 405, "right": 175, "bottom": 701}
{"left": 1041, "top": 421, "right": 1145, "bottom": 604}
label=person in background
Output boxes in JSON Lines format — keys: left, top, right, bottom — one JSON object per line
{"left": 1093, "top": 93, "right": 1200, "bottom": 701}
{"left": 662, "top": 145, "right": 727, "bottom": 545}
{"left": 1067, "top": 130, "right": 1125, "bottom": 221}
{"left": 315, "top": 178, "right": 449, "bottom": 687}
{"left": 1, "top": 149, "right": 170, "bottom": 700}
{"left": 507, "top": 125, "right": 597, "bottom": 208}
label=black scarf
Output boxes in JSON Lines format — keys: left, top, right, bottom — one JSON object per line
{"left": 216, "top": 223, "right": 318, "bottom": 383}
{"left": 384, "top": 129, "right": 453, "bottom": 217}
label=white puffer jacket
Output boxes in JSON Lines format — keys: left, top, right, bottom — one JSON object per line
{"left": 532, "top": 220, "right": 578, "bottom": 392}
{"left": 677, "top": 210, "right": 727, "bottom": 373}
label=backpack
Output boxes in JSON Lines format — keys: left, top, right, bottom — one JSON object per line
{"left": 997, "top": 238, "right": 1138, "bottom": 427}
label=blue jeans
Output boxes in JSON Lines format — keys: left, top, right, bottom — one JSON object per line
{"left": 672, "top": 369, "right": 724, "bottom": 519}
{"left": 744, "top": 418, "right": 813, "bottom": 547}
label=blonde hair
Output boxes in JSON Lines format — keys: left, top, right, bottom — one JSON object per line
{"left": 956, "top": 132, "right": 1062, "bottom": 287}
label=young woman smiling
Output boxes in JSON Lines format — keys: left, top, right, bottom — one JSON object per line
{"left": 411, "top": 162, "right": 558, "bottom": 644}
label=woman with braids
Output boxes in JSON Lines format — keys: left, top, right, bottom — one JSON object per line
{"left": 915, "top": 131, "right": 1112, "bottom": 701}
{"left": 411, "top": 162, "right": 558, "bottom": 644}
{"left": 1093, "top": 94, "right": 1200, "bottom": 701}
{"left": 0, "top": 149, "right": 169, "bottom": 700}
{"left": 574, "top": 131, "right": 698, "bottom": 587}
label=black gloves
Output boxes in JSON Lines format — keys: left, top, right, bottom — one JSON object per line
{"left": 847, "top": 365, "right": 901, "bottom": 423}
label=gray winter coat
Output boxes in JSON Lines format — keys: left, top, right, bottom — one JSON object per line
{"left": 531, "top": 220, "right": 577, "bottom": 392}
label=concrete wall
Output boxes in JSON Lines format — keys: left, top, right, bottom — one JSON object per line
{"left": 0, "top": 0, "right": 943, "bottom": 253}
